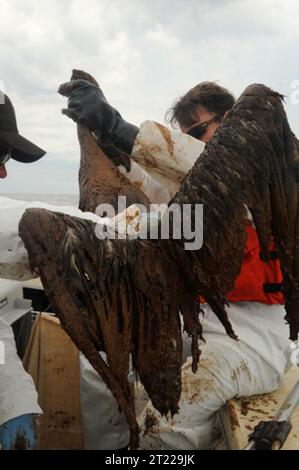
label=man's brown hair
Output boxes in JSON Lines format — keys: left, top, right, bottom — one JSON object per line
{"left": 166, "top": 81, "right": 235, "bottom": 129}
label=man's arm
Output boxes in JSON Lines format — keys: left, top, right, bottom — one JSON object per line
{"left": 60, "top": 81, "right": 205, "bottom": 188}
{"left": 118, "top": 121, "right": 206, "bottom": 204}
{"left": 126, "top": 121, "right": 206, "bottom": 203}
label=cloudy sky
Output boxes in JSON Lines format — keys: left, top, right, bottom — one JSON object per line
{"left": 1, "top": 0, "right": 299, "bottom": 195}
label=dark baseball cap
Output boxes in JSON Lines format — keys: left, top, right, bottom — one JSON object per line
{"left": 0, "top": 92, "right": 46, "bottom": 163}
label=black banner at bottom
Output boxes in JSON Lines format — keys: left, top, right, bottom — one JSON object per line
{"left": 0, "top": 449, "right": 298, "bottom": 467}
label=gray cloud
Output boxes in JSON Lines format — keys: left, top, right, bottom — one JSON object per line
{"left": 0, "top": 0, "right": 298, "bottom": 194}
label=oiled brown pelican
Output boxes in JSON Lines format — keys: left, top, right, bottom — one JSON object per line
{"left": 19, "top": 82, "right": 299, "bottom": 449}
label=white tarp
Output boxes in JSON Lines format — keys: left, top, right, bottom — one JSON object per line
{"left": 0, "top": 196, "right": 108, "bottom": 281}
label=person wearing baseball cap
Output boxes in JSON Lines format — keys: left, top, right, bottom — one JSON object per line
{"left": 0, "top": 92, "right": 46, "bottom": 179}
{"left": 0, "top": 91, "right": 45, "bottom": 449}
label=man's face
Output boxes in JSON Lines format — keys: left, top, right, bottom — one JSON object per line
{"left": 0, "top": 141, "right": 10, "bottom": 179}
{"left": 180, "top": 106, "right": 223, "bottom": 143}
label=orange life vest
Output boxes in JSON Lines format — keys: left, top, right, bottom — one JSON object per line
{"left": 200, "top": 223, "right": 284, "bottom": 305}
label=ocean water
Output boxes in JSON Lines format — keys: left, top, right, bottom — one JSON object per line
{"left": 0, "top": 193, "right": 79, "bottom": 207}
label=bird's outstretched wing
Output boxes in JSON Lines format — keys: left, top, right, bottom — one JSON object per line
{"left": 169, "top": 83, "right": 299, "bottom": 340}
{"left": 19, "top": 83, "right": 299, "bottom": 448}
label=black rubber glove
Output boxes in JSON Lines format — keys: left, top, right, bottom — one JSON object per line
{"left": 60, "top": 79, "right": 139, "bottom": 155}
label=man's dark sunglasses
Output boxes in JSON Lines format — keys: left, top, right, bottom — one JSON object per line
{"left": 0, "top": 142, "right": 11, "bottom": 165}
{"left": 186, "top": 114, "right": 223, "bottom": 140}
